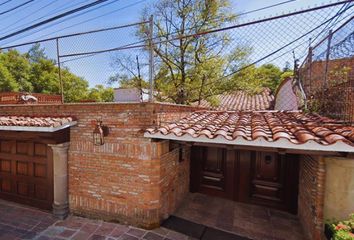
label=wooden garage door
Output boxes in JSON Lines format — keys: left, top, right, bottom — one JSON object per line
{"left": 0, "top": 140, "right": 53, "bottom": 210}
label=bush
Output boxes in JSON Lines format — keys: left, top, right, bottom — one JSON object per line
{"left": 327, "top": 214, "right": 354, "bottom": 240}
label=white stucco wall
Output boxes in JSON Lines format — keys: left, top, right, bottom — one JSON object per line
{"left": 324, "top": 156, "right": 354, "bottom": 221}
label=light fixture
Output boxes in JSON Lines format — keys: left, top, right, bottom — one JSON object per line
{"left": 93, "top": 120, "right": 106, "bottom": 146}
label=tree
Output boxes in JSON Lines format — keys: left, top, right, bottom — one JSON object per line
{"left": 0, "top": 46, "right": 113, "bottom": 103}
{"left": 26, "top": 43, "right": 47, "bottom": 63}
{"left": 110, "top": 0, "right": 250, "bottom": 104}
{"left": 0, "top": 64, "right": 19, "bottom": 92}
{"left": 256, "top": 64, "right": 282, "bottom": 91}
{"left": 230, "top": 64, "right": 284, "bottom": 94}
{"left": 88, "top": 85, "right": 114, "bottom": 102}
{"left": 0, "top": 49, "right": 32, "bottom": 92}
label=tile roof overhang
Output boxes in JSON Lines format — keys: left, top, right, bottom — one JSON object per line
{"left": 0, "top": 116, "right": 77, "bottom": 132}
{"left": 145, "top": 111, "right": 354, "bottom": 153}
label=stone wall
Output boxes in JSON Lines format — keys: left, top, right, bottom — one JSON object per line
{"left": 298, "top": 155, "right": 326, "bottom": 240}
{"left": 324, "top": 156, "right": 354, "bottom": 221}
{"left": 0, "top": 102, "right": 196, "bottom": 228}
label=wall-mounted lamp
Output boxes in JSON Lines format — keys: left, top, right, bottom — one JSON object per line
{"left": 93, "top": 120, "right": 109, "bottom": 146}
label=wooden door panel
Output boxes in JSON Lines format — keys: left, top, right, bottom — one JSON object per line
{"left": 0, "top": 160, "right": 11, "bottom": 172}
{"left": 251, "top": 152, "right": 285, "bottom": 205}
{"left": 0, "top": 139, "right": 53, "bottom": 210}
{"left": 16, "top": 142, "right": 29, "bottom": 155}
{"left": 252, "top": 182, "right": 282, "bottom": 202}
{"left": 0, "top": 179, "right": 11, "bottom": 192}
{"left": 200, "top": 147, "right": 226, "bottom": 191}
{"left": 0, "top": 141, "right": 12, "bottom": 153}
{"left": 191, "top": 146, "right": 231, "bottom": 198}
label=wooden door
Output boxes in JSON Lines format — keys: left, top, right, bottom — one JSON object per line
{"left": 191, "top": 147, "right": 233, "bottom": 199}
{"left": 191, "top": 146, "right": 299, "bottom": 213}
{"left": 250, "top": 152, "right": 286, "bottom": 208}
{"left": 0, "top": 140, "right": 53, "bottom": 210}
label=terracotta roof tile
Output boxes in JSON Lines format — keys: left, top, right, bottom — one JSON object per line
{"left": 193, "top": 88, "right": 274, "bottom": 111}
{"left": 0, "top": 116, "right": 76, "bottom": 128}
{"left": 146, "top": 111, "right": 354, "bottom": 150}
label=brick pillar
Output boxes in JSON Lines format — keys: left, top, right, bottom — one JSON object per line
{"left": 315, "top": 156, "right": 326, "bottom": 240}
{"left": 49, "top": 142, "right": 70, "bottom": 219}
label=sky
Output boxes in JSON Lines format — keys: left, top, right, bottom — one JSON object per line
{"left": 0, "top": 0, "right": 350, "bottom": 87}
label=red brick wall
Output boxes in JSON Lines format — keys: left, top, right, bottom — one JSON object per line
{"left": 298, "top": 155, "right": 326, "bottom": 240}
{"left": 0, "top": 102, "right": 196, "bottom": 228}
{"left": 156, "top": 140, "right": 191, "bottom": 220}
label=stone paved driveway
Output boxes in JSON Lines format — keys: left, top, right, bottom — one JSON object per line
{"left": 0, "top": 200, "right": 190, "bottom": 240}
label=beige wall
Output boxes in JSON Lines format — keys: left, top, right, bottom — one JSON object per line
{"left": 324, "top": 156, "right": 354, "bottom": 221}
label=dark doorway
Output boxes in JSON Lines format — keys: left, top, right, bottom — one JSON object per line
{"left": 190, "top": 146, "right": 299, "bottom": 214}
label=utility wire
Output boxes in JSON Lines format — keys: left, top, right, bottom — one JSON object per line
{"left": 1, "top": 0, "right": 41, "bottom": 21}
{"left": 0, "top": 0, "right": 35, "bottom": 16}
{"left": 0, "top": 0, "right": 112, "bottom": 42}
{"left": 0, "top": 0, "right": 121, "bottom": 46}
{"left": 3, "top": 0, "right": 294, "bottom": 45}
{"left": 0, "top": 0, "right": 88, "bottom": 36}
{"left": 309, "top": 2, "right": 352, "bottom": 47}
{"left": 0, "top": 0, "right": 59, "bottom": 34}
{"left": 237, "top": 0, "right": 297, "bottom": 17}
{"left": 33, "top": 0, "right": 148, "bottom": 41}
{"left": 0, "top": 0, "right": 12, "bottom": 7}
{"left": 186, "top": 4, "right": 353, "bottom": 93}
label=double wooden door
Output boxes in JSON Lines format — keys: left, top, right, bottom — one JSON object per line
{"left": 190, "top": 147, "right": 299, "bottom": 213}
{"left": 0, "top": 139, "right": 53, "bottom": 210}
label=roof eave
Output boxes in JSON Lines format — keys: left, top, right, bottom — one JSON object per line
{"left": 144, "top": 132, "right": 354, "bottom": 153}
{"left": 0, "top": 121, "right": 77, "bottom": 132}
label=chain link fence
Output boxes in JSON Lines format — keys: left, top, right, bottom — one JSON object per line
{"left": 0, "top": 0, "right": 352, "bottom": 123}
{"left": 299, "top": 15, "right": 354, "bottom": 123}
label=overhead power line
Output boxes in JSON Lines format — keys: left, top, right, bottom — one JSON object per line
{"left": 0, "top": 0, "right": 58, "bottom": 32}
{"left": 0, "top": 0, "right": 35, "bottom": 16}
{"left": 0, "top": 0, "right": 111, "bottom": 42}
{"left": 33, "top": 0, "right": 148, "bottom": 41}
{"left": 0, "top": 0, "right": 12, "bottom": 7}
{"left": 187, "top": 4, "right": 353, "bottom": 93}
{"left": 237, "top": 0, "right": 297, "bottom": 17}
{"left": 0, "top": 0, "right": 121, "bottom": 46}
{"left": 0, "top": 0, "right": 89, "bottom": 36}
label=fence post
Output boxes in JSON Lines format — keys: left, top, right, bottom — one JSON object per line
{"left": 308, "top": 46, "right": 312, "bottom": 93}
{"left": 324, "top": 30, "right": 333, "bottom": 89}
{"left": 148, "top": 15, "right": 154, "bottom": 102}
{"left": 56, "top": 38, "right": 64, "bottom": 104}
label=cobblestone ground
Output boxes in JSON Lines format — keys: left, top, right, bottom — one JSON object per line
{"left": 0, "top": 200, "right": 190, "bottom": 240}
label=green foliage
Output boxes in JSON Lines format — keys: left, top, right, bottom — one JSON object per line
{"left": 229, "top": 64, "right": 285, "bottom": 94}
{"left": 328, "top": 214, "right": 354, "bottom": 240}
{"left": 280, "top": 71, "right": 293, "bottom": 82}
{"left": 110, "top": 0, "right": 293, "bottom": 104}
{"left": 88, "top": 85, "right": 114, "bottom": 102}
{"left": 26, "top": 43, "right": 47, "bottom": 63}
{"left": 0, "top": 64, "right": 19, "bottom": 91}
{"left": 111, "top": 0, "right": 244, "bottom": 104}
{"left": 0, "top": 46, "right": 113, "bottom": 103}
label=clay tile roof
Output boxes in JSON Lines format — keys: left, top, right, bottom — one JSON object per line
{"left": 0, "top": 116, "right": 77, "bottom": 131}
{"left": 193, "top": 88, "right": 274, "bottom": 111}
{"left": 145, "top": 111, "right": 354, "bottom": 152}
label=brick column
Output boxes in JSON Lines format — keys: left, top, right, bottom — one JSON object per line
{"left": 49, "top": 142, "right": 70, "bottom": 219}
